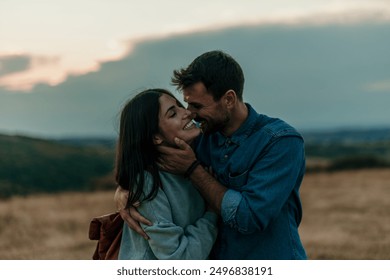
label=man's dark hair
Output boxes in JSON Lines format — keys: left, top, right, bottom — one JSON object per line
{"left": 171, "top": 50, "right": 245, "bottom": 101}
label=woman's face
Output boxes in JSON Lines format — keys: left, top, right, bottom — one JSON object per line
{"left": 154, "top": 94, "right": 200, "bottom": 146}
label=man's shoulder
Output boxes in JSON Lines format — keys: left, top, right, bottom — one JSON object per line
{"left": 246, "top": 103, "right": 301, "bottom": 139}
{"left": 254, "top": 113, "right": 302, "bottom": 140}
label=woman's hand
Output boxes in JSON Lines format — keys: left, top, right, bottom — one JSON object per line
{"left": 114, "top": 185, "right": 128, "bottom": 211}
{"left": 114, "top": 186, "right": 152, "bottom": 240}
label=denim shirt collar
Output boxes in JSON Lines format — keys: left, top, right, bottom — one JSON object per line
{"left": 216, "top": 103, "right": 258, "bottom": 146}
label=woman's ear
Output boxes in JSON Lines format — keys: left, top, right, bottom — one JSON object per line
{"left": 153, "top": 134, "right": 163, "bottom": 145}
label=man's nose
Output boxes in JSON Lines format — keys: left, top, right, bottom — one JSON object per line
{"left": 186, "top": 104, "right": 196, "bottom": 113}
{"left": 183, "top": 109, "right": 196, "bottom": 119}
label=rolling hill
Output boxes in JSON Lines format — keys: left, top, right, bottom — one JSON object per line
{"left": 0, "top": 134, "right": 116, "bottom": 199}
{"left": 1, "top": 127, "right": 390, "bottom": 199}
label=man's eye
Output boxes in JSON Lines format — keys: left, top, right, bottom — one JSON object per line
{"left": 190, "top": 104, "right": 201, "bottom": 110}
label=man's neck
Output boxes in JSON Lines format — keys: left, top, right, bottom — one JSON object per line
{"left": 222, "top": 102, "right": 248, "bottom": 137}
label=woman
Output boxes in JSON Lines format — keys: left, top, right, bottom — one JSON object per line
{"left": 115, "top": 88, "right": 218, "bottom": 260}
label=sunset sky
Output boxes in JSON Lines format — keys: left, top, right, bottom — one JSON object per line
{"left": 2, "top": 0, "right": 389, "bottom": 91}
{"left": 1, "top": 0, "right": 390, "bottom": 137}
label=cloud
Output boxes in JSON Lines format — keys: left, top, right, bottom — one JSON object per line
{"left": 1, "top": 22, "right": 390, "bottom": 137}
{"left": 0, "top": 55, "right": 31, "bottom": 76}
{"left": 288, "top": 9, "right": 390, "bottom": 26}
{"left": 364, "top": 80, "right": 390, "bottom": 92}
{"left": 2, "top": 1, "right": 390, "bottom": 93}
{"left": 0, "top": 55, "right": 61, "bottom": 91}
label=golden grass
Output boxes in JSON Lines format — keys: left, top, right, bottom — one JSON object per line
{"left": 0, "top": 190, "right": 115, "bottom": 259}
{"left": 0, "top": 168, "right": 389, "bottom": 259}
{"left": 300, "top": 168, "right": 390, "bottom": 259}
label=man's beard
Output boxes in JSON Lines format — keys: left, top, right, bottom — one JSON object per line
{"left": 198, "top": 114, "right": 230, "bottom": 135}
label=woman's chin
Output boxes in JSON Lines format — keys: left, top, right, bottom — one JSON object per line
{"left": 186, "top": 129, "right": 201, "bottom": 143}
{"left": 177, "top": 132, "right": 200, "bottom": 146}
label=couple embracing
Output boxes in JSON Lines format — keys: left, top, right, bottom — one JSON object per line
{"left": 112, "top": 50, "right": 306, "bottom": 260}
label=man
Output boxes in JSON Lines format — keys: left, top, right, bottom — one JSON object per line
{"left": 118, "top": 50, "right": 307, "bottom": 259}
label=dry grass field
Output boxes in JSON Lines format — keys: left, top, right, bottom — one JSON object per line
{"left": 0, "top": 168, "right": 389, "bottom": 260}
{"left": 0, "top": 190, "right": 116, "bottom": 259}
{"left": 300, "top": 168, "right": 390, "bottom": 259}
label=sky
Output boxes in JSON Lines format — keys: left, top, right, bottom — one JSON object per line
{"left": 1, "top": 0, "right": 390, "bottom": 137}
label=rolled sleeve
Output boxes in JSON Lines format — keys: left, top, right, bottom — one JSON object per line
{"left": 221, "top": 189, "right": 242, "bottom": 228}
{"left": 220, "top": 136, "right": 305, "bottom": 234}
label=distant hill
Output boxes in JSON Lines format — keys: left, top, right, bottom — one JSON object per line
{"left": 1, "top": 128, "right": 390, "bottom": 198}
{"left": 0, "top": 134, "right": 116, "bottom": 199}
{"left": 301, "top": 127, "right": 390, "bottom": 171}
{"left": 302, "top": 127, "right": 390, "bottom": 159}
{"left": 301, "top": 127, "right": 390, "bottom": 144}
{"left": 55, "top": 137, "right": 117, "bottom": 149}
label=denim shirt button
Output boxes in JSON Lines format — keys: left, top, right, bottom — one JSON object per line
{"left": 220, "top": 154, "right": 228, "bottom": 162}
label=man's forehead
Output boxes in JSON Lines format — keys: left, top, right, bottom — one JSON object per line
{"left": 183, "top": 85, "right": 211, "bottom": 103}
{"left": 183, "top": 92, "right": 203, "bottom": 105}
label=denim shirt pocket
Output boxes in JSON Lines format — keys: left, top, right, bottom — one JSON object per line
{"left": 227, "top": 169, "right": 249, "bottom": 190}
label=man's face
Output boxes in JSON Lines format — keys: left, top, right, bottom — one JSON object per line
{"left": 183, "top": 82, "right": 230, "bottom": 135}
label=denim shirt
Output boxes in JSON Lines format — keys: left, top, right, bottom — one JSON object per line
{"left": 195, "top": 103, "right": 307, "bottom": 260}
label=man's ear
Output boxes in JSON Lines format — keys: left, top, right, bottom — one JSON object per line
{"left": 153, "top": 134, "right": 163, "bottom": 145}
{"left": 224, "top": 90, "right": 237, "bottom": 109}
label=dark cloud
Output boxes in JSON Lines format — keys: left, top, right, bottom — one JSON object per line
{"left": 1, "top": 22, "right": 390, "bottom": 137}
{"left": 0, "top": 55, "right": 31, "bottom": 76}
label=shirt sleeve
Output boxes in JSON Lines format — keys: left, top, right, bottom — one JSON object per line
{"left": 221, "top": 136, "right": 305, "bottom": 234}
{"left": 138, "top": 179, "right": 218, "bottom": 260}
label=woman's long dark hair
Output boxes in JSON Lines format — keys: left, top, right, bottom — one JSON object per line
{"left": 115, "top": 88, "right": 175, "bottom": 208}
